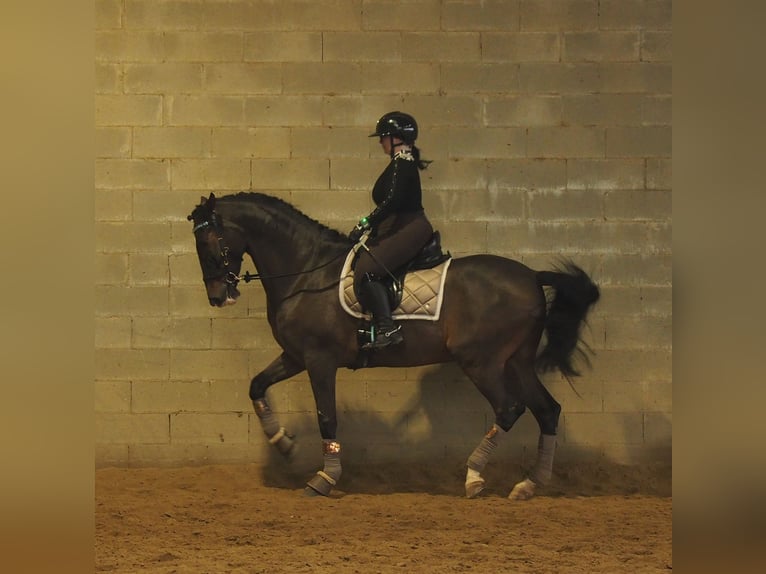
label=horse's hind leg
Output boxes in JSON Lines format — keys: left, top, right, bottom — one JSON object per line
{"left": 249, "top": 352, "right": 304, "bottom": 457}
{"left": 506, "top": 361, "right": 562, "bottom": 501}
{"left": 461, "top": 363, "right": 526, "bottom": 498}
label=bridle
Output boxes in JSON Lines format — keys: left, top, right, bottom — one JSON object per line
{"left": 189, "top": 212, "right": 242, "bottom": 287}
{"left": 189, "top": 210, "right": 346, "bottom": 285}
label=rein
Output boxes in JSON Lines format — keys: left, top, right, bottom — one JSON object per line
{"left": 190, "top": 211, "right": 346, "bottom": 286}
{"left": 236, "top": 252, "right": 346, "bottom": 284}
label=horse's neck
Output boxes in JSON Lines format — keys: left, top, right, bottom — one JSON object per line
{"left": 224, "top": 200, "right": 343, "bottom": 297}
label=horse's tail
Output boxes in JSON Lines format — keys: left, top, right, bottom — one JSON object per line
{"left": 535, "top": 260, "right": 600, "bottom": 380}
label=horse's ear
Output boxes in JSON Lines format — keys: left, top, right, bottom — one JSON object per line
{"left": 207, "top": 192, "right": 216, "bottom": 210}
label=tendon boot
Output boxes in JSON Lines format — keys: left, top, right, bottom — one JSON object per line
{"left": 359, "top": 276, "right": 403, "bottom": 349}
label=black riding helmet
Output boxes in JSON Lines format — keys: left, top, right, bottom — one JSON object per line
{"left": 369, "top": 111, "right": 418, "bottom": 143}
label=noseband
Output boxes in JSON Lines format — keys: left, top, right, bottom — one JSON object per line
{"left": 189, "top": 213, "right": 241, "bottom": 287}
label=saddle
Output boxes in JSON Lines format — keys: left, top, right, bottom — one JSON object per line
{"left": 340, "top": 231, "right": 452, "bottom": 321}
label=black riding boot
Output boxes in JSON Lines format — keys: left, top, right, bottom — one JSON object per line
{"left": 359, "top": 278, "right": 403, "bottom": 349}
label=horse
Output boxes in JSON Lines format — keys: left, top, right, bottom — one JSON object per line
{"left": 187, "top": 192, "right": 600, "bottom": 499}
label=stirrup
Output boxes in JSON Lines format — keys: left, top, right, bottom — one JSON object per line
{"left": 362, "top": 325, "right": 403, "bottom": 349}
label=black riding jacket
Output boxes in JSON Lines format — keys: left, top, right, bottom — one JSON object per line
{"left": 365, "top": 151, "right": 424, "bottom": 228}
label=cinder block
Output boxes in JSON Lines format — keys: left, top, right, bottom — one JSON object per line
{"left": 567, "top": 159, "right": 644, "bottom": 190}
{"left": 133, "top": 317, "right": 211, "bottom": 349}
{"left": 363, "top": 0, "right": 441, "bottom": 30}
{"left": 96, "top": 444, "right": 129, "bottom": 467}
{"left": 602, "top": 382, "right": 646, "bottom": 412}
{"left": 646, "top": 158, "right": 671, "bottom": 189}
{"left": 134, "top": 190, "right": 206, "bottom": 223}
{"left": 124, "top": 0, "right": 205, "bottom": 29}
{"left": 427, "top": 158, "right": 488, "bottom": 190}
{"left": 132, "top": 380, "right": 211, "bottom": 413}
{"left": 438, "top": 220, "right": 489, "bottom": 254}
{"left": 208, "top": 379, "right": 256, "bottom": 413}
{"left": 133, "top": 127, "right": 211, "bottom": 158}
{"left": 606, "top": 126, "right": 671, "bottom": 157}
{"left": 170, "top": 349, "right": 251, "bottom": 381}
{"left": 401, "top": 95, "right": 482, "bottom": 128}
{"left": 245, "top": 96, "right": 324, "bottom": 126}
{"left": 432, "top": 187, "right": 525, "bottom": 222}
{"left": 563, "top": 32, "right": 640, "bottom": 62}
{"left": 171, "top": 158, "right": 251, "bottom": 190}
{"left": 95, "top": 31, "right": 164, "bottom": 62}
{"left": 487, "top": 158, "right": 567, "bottom": 190}
{"left": 95, "top": 190, "right": 133, "bottom": 222}
{"left": 329, "top": 158, "right": 378, "bottom": 190}
{"left": 96, "top": 221, "right": 171, "bottom": 253}
{"left": 292, "top": 128, "right": 367, "bottom": 159}
{"left": 205, "top": 63, "right": 282, "bottom": 94}
{"left": 485, "top": 95, "right": 562, "bottom": 127}
{"left": 167, "top": 95, "right": 245, "bottom": 126}
{"left": 562, "top": 94, "right": 644, "bottom": 126}
{"left": 521, "top": 0, "right": 598, "bottom": 31}
{"left": 562, "top": 412, "right": 644, "bottom": 446}
{"left": 443, "top": 0, "right": 520, "bottom": 31}
{"left": 282, "top": 62, "right": 362, "bottom": 95}
{"left": 96, "top": 127, "right": 131, "bottom": 159}
{"left": 599, "top": 0, "right": 672, "bottom": 31}
{"left": 441, "top": 63, "right": 520, "bottom": 94}
{"left": 124, "top": 63, "right": 204, "bottom": 94}
{"left": 170, "top": 286, "right": 246, "bottom": 318}
{"left": 128, "top": 253, "right": 169, "bottom": 286}
{"left": 96, "top": 317, "right": 132, "bottom": 349}
{"left": 546, "top": 379, "right": 603, "bottom": 414}
{"left": 600, "top": 253, "right": 672, "bottom": 286}
{"left": 600, "top": 63, "right": 672, "bottom": 94}
{"left": 212, "top": 127, "right": 291, "bottom": 159}
{"left": 95, "top": 285, "right": 169, "bottom": 317}
{"left": 95, "top": 380, "right": 132, "bottom": 413}
{"left": 481, "top": 32, "right": 560, "bottom": 62}
{"left": 643, "top": 382, "right": 672, "bottom": 412}
{"left": 96, "top": 412, "right": 169, "bottom": 444}
{"left": 361, "top": 63, "right": 440, "bottom": 94}
{"left": 528, "top": 189, "right": 603, "bottom": 220}
{"left": 644, "top": 412, "right": 671, "bottom": 444}
{"left": 527, "top": 127, "right": 605, "bottom": 158}
{"left": 96, "top": 349, "right": 169, "bottom": 380}
{"left": 164, "top": 31, "right": 244, "bottom": 62}
{"left": 642, "top": 31, "right": 672, "bottom": 62}
{"left": 519, "top": 63, "right": 600, "bottom": 94}
{"left": 95, "top": 159, "right": 170, "bottom": 190}
{"left": 96, "top": 95, "right": 163, "bottom": 127}
{"left": 603, "top": 315, "right": 672, "bottom": 350}
{"left": 170, "top": 413, "right": 248, "bottom": 444}
{"left": 95, "top": 63, "right": 122, "bottom": 94}
{"left": 276, "top": 0, "right": 363, "bottom": 31}
{"left": 250, "top": 159, "right": 328, "bottom": 190}
{"left": 638, "top": 285, "right": 672, "bottom": 317}
{"left": 446, "top": 127, "right": 525, "bottom": 158}
{"left": 642, "top": 96, "right": 672, "bottom": 126}
{"left": 403, "top": 32, "right": 480, "bottom": 62}
{"left": 323, "top": 32, "right": 401, "bottom": 62}
{"left": 95, "top": 253, "right": 128, "bottom": 285}
{"left": 604, "top": 189, "right": 671, "bottom": 221}
{"left": 245, "top": 31, "right": 321, "bottom": 62}
{"left": 211, "top": 317, "right": 277, "bottom": 349}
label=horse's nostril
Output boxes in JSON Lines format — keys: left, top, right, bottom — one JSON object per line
{"left": 209, "top": 297, "right": 223, "bottom": 307}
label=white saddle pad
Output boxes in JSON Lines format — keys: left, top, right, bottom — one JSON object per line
{"left": 338, "top": 249, "right": 451, "bottom": 321}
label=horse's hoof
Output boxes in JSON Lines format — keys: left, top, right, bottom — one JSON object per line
{"left": 303, "top": 486, "right": 323, "bottom": 497}
{"left": 465, "top": 479, "right": 486, "bottom": 499}
{"left": 305, "top": 472, "right": 334, "bottom": 497}
{"left": 508, "top": 478, "right": 536, "bottom": 501}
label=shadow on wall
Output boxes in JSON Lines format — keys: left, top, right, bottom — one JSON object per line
{"left": 256, "top": 364, "right": 671, "bottom": 497}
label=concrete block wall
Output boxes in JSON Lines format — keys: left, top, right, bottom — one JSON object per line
{"left": 95, "top": 0, "right": 672, "bottom": 469}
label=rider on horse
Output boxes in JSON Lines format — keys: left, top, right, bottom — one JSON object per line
{"left": 349, "top": 111, "right": 435, "bottom": 349}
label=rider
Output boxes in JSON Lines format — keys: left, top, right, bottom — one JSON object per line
{"left": 349, "top": 111, "right": 435, "bottom": 349}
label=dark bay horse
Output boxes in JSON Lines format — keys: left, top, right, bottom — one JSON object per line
{"left": 187, "top": 192, "right": 600, "bottom": 499}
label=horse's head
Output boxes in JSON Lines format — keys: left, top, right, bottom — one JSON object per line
{"left": 187, "top": 193, "right": 245, "bottom": 307}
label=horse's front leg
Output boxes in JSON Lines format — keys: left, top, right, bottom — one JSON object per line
{"left": 249, "top": 352, "right": 304, "bottom": 457}
{"left": 302, "top": 355, "right": 342, "bottom": 497}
